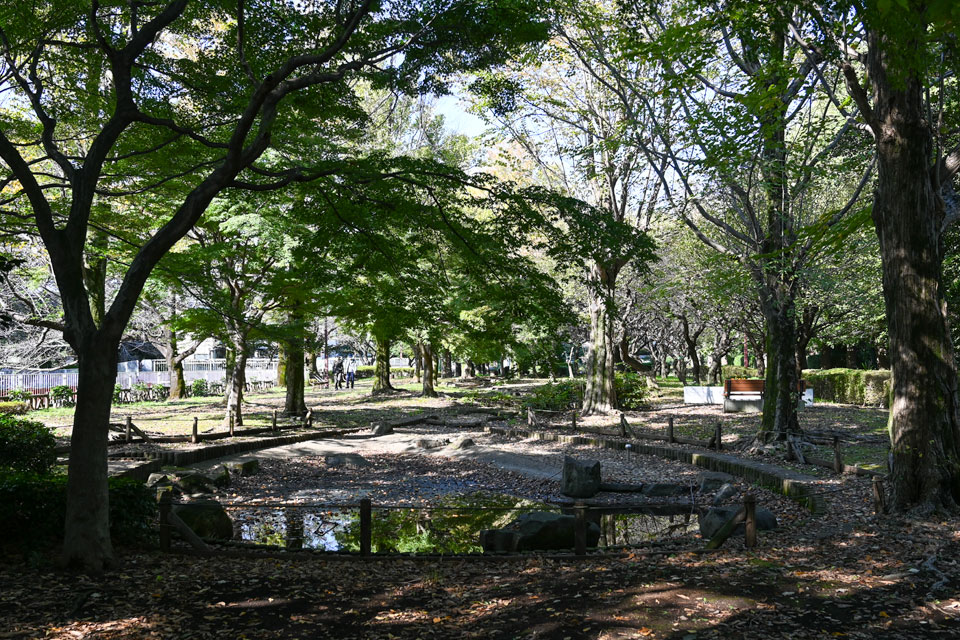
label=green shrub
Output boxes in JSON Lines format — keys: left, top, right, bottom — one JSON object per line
{"left": 0, "top": 414, "right": 57, "bottom": 474}
{"left": 356, "top": 365, "right": 375, "bottom": 379}
{"left": 392, "top": 366, "right": 414, "bottom": 378}
{"left": 720, "top": 366, "right": 760, "bottom": 381}
{"left": 0, "top": 401, "right": 29, "bottom": 415}
{"left": 524, "top": 379, "right": 583, "bottom": 411}
{"left": 49, "top": 385, "right": 75, "bottom": 407}
{"left": 0, "top": 472, "right": 156, "bottom": 546}
{"left": 801, "top": 368, "right": 891, "bottom": 407}
{"left": 355, "top": 365, "right": 414, "bottom": 379}
{"left": 615, "top": 372, "right": 648, "bottom": 410}
{"left": 7, "top": 389, "right": 32, "bottom": 401}
{"left": 190, "top": 379, "right": 209, "bottom": 397}
{"left": 113, "top": 384, "right": 125, "bottom": 403}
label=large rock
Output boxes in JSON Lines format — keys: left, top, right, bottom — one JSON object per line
{"left": 415, "top": 438, "right": 449, "bottom": 450}
{"left": 146, "top": 473, "right": 173, "bottom": 489}
{"left": 561, "top": 456, "right": 601, "bottom": 498}
{"left": 224, "top": 458, "right": 259, "bottom": 477}
{"left": 712, "top": 483, "right": 739, "bottom": 505}
{"left": 698, "top": 505, "right": 778, "bottom": 539}
{"left": 209, "top": 465, "right": 231, "bottom": 488}
{"left": 173, "top": 500, "right": 234, "bottom": 540}
{"left": 324, "top": 454, "right": 371, "bottom": 468}
{"left": 371, "top": 422, "right": 393, "bottom": 436}
{"left": 448, "top": 437, "right": 476, "bottom": 450}
{"left": 479, "top": 528, "right": 520, "bottom": 553}
{"left": 174, "top": 472, "right": 216, "bottom": 495}
{"left": 482, "top": 512, "right": 601, "bottom": 552}
{"left": 698, "top": 472, "right": 735, "bottom": 493}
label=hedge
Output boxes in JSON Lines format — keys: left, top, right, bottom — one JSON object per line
{"left": 0, "top": 472, "right": 156, "bottom": 547}
{"left": 0, "top": 414, "right": 57, "bottom": 474}
{"left": 720, "top": 366, "right": 761, "bottom": 381}
{"left": 0, "top": 401, "right": 29, "bottom": 415}
{"left": 355, "top": 365, "right": 415, "bottom": 379}
{"left": 801, "top": 368, "right": 891, "bottom": 408}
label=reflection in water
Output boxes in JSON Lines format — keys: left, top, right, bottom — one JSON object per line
{"left": 233, "top": 492, "right": 700, "bottom": 553}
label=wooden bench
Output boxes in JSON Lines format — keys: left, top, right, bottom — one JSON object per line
{"left": 723, "top": 379, "right": 806, "bottom": 398}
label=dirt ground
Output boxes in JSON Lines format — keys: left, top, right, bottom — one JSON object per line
{"left": 6, "top": 378, "right": 958, "bottom": 639}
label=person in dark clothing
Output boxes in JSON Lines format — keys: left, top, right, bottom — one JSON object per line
{"left": 332, "top": 357, "right": 345, "bottom": 390}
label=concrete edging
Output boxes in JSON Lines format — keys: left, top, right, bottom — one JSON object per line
{"left": 484, "top": 425, "right": 826, "bottom": 513}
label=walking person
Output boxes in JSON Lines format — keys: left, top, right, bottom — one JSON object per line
{"left": 332, "top": 356, "right": 344, "bottom": 390}
{"left": 346, "top": 356, "right": 358, "bottom": 389}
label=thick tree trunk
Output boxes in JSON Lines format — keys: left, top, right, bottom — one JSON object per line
{"left": 868, "top": 26, "right": 960, "bottom": 512}
{"left": 283, "top": 312, "right": 307, "bottom": 416}
{"left": 61, "top": 343, "right": 118, "bottom": 571}
{"left": 372, "top": 336, "right": 394, "bottom": 394}
{"left": 582, "top": 263, "right": 618, "bottom": 414}
{"left": 421, "top": 342, "right": 437, "bottom": 397}
{"left": 758, "top": 288, "right": 801, "bottom": 442}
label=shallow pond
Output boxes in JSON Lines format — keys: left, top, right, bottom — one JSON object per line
{"left": 229, "top": 492, "right": 701, "bottom": 553}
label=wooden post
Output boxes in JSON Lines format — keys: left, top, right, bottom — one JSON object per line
{"left": 714, "top": 422, "right": 722, "bottom": 451}
{"left": 272, "top": 409, "right": 278, "bottom": 431}
{"left": 527, "top": 407, "right": 534, "bottom": 427}
{"left": 359, "top": 498, "right": 372, "bottom": 556}
{"left": 285, "top": 508, "right": 304, "bottom": 551}
{"left": 572, "top": 412, "right": 577, "bottom": 431}
{"left": 872, "top": 476, "right": 886, "bottom": 514}
{"left": 667, "top": 416, "right": 675, "bottom": 443}
{"left": 574, "top": 502, "right": 587, "bottom": 556}
{"left": 229, "top": 409, "right": 235, "bottom": 437}
{"left": 191, "top": 417, "right": 199, "bottom": 444}
{"left": 833, "top": 436, "right": 843, "bottom": 474}
{"left": 158, "top": 489, "right": 172, "bottom": 552}
{"left": 125, "top": 416, "right": 132, "bottom": 443}
{"left": 619, "top": 413, "right": 627, "bottom": 438}
{"left": 744, "top": 493, "right": 757, "bottom": 548}
{"left": 306, "top": 408, "right": 313, "bottom": 428}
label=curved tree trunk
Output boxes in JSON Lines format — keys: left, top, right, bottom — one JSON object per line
{"left": 582, "top": 262, "right": 619, "bottom": 415}
{"left": 421, "top": 342, "right": 437, "bottom": 397}
{"left": 868, "top": 24, "right": 960, "bottom": 512}
{"left": 372, "top": 336, "right": 394, "bottom": 394}
{"left": 61, "top": 343, "right": 118, "bottom": 571}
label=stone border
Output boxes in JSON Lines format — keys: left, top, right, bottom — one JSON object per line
{"left": 484, "top": 425, "right": 827, "bottom": 513}
{"left": 109, "top": 429, "right": 357, "bottom": 482}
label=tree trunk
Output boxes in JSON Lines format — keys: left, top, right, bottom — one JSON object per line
{"left": 277, "top": 344, "right": 288, "bottom": 388}
{"left": 307, "top": 350, "right": 318, "bottom": 378}
{"left": 442, "top": 350, "right": 453, "bottom": 378}
{"left": 61, "top": 343, "right": 118, "bottom": 571}
{"left": 225, "top": 331, "right": 247, "bottom": 426}
{"left": 680, "top": 315, "right": 703, "bottom": 385}
{"left": 868, "top": 24, "right": 960, "bottom": 512}
{"left": 421, "top": 342, "right": 437, "bottom": 397}
{"left": 413, "top": 343, "right": 422, "bottom": 383}
{"left": 372, "top": 336, "right": 394, "bottom": 394}
{"left": 758, "top": 287, "right": 801, "bottom": 443}
{"left": 582, "top": 262, "right": 619, "bottom": 414}
{"left": 283, "top": 310, "right": 307, "bottom": 416}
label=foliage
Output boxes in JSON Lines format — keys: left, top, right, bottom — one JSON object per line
{"left": 0, "top": 472, "right": 155, "bottom": 547}
{"left": 113, "top": 384, "right": 124, "bottom": 404}
{"left": 523, "top": 379, "right": 584, "bottom": 411}
{"left": 0, "top": 401, "right": 29, "bottom": 415}
{"left": 802, "top": 369, "right": 891, "bottom": 408}
{"left": 49, "top": 385, "right": 75, "bottom": 407}
{"left": 720, "top": 366, "right": 761, "bottom": 381}
{"left": 7, "top": 389, "right": 32, "bottom": 401}
{"left": 0, "top": 414, "right": 57, "bottom": 474}
{"left": 190, "top": 379, "right": 210, "bottom": 398}
{"left": 614, "top": 372, "right": 648, "bottom": 411}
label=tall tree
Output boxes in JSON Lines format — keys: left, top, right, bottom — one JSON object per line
{"left": 0, "top": 0, "right": 552, "bottom": 571}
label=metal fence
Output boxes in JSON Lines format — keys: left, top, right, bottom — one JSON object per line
{"left": 0, "top": 358, "right": 277, "bottom": 395}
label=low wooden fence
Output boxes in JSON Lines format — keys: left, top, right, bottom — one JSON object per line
{"left": 156, "top": 493, "right": 781, "bottom": 558}
{"left": 526, "top": 409, "right": 886, "bottom": 478}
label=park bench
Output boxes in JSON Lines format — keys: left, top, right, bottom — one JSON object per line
{"left": 723, "top": 379, "right": 806, "bottom": 398}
